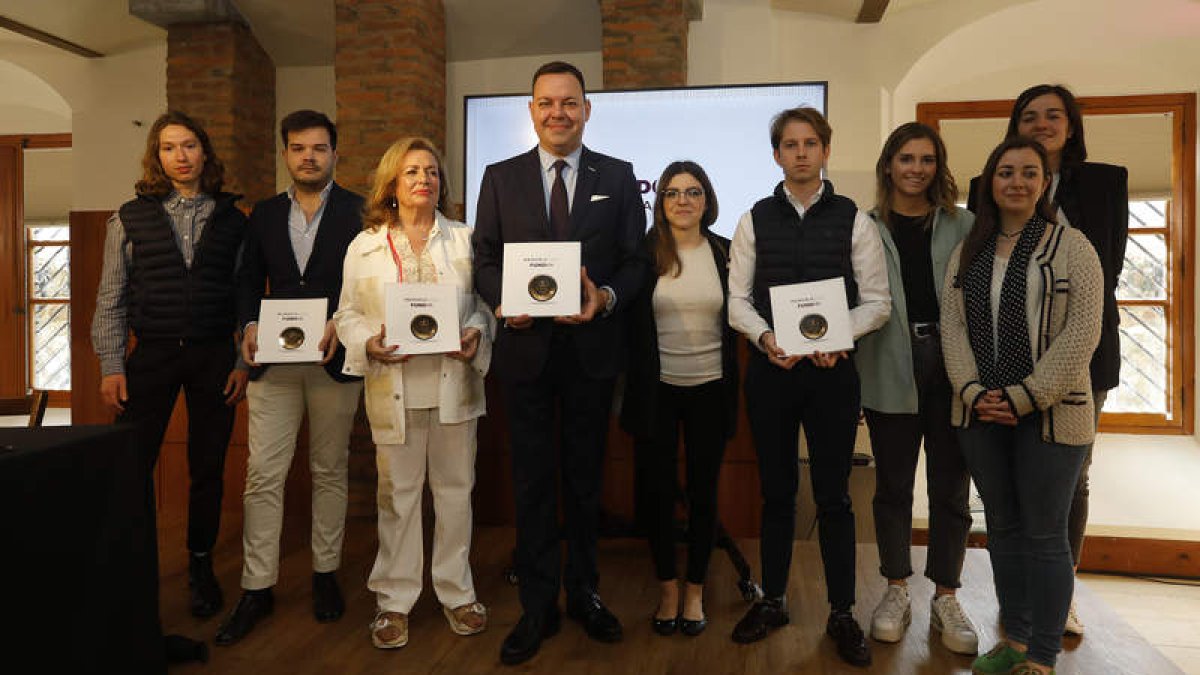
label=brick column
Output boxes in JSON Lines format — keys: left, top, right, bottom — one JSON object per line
{"left": 166, "top": 21, "right": 276, "bottom": 205}
{"left": 334, "top": 0, "right": 446, "bottom": 194}
{"left": 335, "top": 0, "right": 447, "bottom": 516}
{"left": 600, "top": 0, "right": 689, "bottom": 89}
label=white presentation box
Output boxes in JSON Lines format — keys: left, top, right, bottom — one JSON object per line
{"left": 255, "top": 298, "right": 328, "bottom": 363}
{"left": 501, "top": 242, "right": 582, "bottom": 317}
{"left": 769, "top": 278, "right": 854, "bottom": 357}
{"left": 384, "top": 282, "right": 461, "bottom": 355}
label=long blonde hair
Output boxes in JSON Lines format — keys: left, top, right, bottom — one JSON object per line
{"left": 362, "top": 136, "right": 449, "bottom": 231}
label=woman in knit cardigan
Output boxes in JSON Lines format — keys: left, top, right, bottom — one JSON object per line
{"left": 968, "top": 85, "right": 1129, "bottom": 637}
{"left": 940, "top": 136, "right": 1102, "bottom": 675}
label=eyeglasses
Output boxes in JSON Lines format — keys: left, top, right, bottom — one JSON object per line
{"left": 662, "top": 187, "right": 704, "bottom": 201}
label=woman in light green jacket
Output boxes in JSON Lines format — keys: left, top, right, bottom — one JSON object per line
{"left": 855, "top": 123, "right": 978, "bottom": 655}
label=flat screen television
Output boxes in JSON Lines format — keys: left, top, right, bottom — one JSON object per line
{"left": 463, "top": 81, "right": 827, "bottom": 239}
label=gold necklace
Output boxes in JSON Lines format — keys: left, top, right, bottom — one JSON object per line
{"left": 998, "top": 229, "right": 1022, "bottom": 240}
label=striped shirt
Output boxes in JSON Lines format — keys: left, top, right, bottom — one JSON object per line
{"left": 91, "top": 191, "right": 242, "bottom": 376}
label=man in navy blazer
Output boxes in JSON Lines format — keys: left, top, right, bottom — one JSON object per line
{"left": 472, "top": 61, "right": 647, "bottom": 665}
{"left": 216, "top": 110, "right": 365, "bottom": 646}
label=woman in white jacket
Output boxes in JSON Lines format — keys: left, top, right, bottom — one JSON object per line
{"left": 334, "top": 137, "right": 492, "bottom": 650}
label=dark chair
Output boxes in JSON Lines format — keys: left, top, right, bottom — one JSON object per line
{"left": 0, "top": 390, "right": 50, "bottom": 428}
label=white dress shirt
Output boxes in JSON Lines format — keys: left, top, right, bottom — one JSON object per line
{"left": 727, "top": 181, "right": 891, "bottom": 350}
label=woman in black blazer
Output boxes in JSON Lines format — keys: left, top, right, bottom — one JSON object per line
{"left": 621, "top": 161, "right": 738, "bottom": 637}
{"left": 967, "top": 84, "right": 1128, "bottom": 637}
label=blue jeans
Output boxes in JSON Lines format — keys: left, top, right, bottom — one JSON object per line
{"left": 958, "top": 414, "right": 1086, "bottom": 667}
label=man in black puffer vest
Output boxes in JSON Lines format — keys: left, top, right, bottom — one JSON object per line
{"left": 92, "top": 111, "right": 248, "bottom": 621}
{"left": 726, "top": 108, "right": 891, "bottom": 667}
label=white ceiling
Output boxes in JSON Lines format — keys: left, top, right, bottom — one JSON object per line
{"left": 0, "top": 0, "right": 603, "bottom": 67}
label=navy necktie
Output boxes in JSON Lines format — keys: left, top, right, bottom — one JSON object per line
{"left": 550, "top": 159, "right": 569, "bottom": 240}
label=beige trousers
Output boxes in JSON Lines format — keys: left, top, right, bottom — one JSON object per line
{"left": 241, "top": 364, "right": 362, "bottom": 590}
{"left": 370, "top": 409, "right": 478, "bottom": 613}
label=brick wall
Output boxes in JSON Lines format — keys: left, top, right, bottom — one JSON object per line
{"left": 166, "top": 21, "right": 276, "bottom": 206}
{"left": 600, "top": 0, "right": 688, "bottom": 89}
{"left": 334, "top": 0, "right": 447, "bottom": 516}
{"left": 334, "top": 0, "right": 446, "bottom": 195}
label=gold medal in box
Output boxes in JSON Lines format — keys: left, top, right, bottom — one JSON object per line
{"left": 410, "top": 314, "right": 439, "bottom": 341}
{"left": 528, "top": 274, "right": 558, "bottom": 302}
{"left": 279, "top": 326, "right": 306, "bottom": 350}
{"left": 799, "top": 313, "right": 828, "bottom": 340}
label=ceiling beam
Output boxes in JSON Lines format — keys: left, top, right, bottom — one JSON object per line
{"left": 0, "top": 15, "right": 104, "bottom": 58}
{"left": 856, "top": 0, "right": 889, "bottom": 23}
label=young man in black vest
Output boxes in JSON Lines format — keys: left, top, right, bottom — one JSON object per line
{"left": 92, "top": 110, "right": 249, "bottom": 619}
{"left": 215, "top": 110, "right": 365, "bottom": 645}
{"left": 726, "top": 107, "right": 890, "bottom": 667}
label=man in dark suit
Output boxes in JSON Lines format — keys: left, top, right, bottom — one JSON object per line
{"left": 215, "top": 110, "right": 365, "bottom": 646}
{"left": 472, "top": 61, "right": 647, "bottom": 666}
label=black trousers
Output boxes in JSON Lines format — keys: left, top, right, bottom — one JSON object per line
{"left": 117, "top": 337, "right": 236, "bottom": 553}
{"left": 863, "top": 331, "right": 971, "bottom": 588}
{"left": 636, "top": 379, "right": 727, "bottom": 585}
{"left": 745, "top": 352, "right": 859, "bottom": 610}
{"left": 504, "top": 332, "right": 614, "bottom": 615}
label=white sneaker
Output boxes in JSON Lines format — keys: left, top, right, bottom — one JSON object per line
{"left": 870, "top": 584, "right": 911, "bottom": 643}
{"left": 930, "top": 594, "right": 979, "bottom": 655}
{"left": 1064, "top": 601, "right": 1085, "bottom": 636}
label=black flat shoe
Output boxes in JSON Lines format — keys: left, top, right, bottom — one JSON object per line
{"left": 651, "top": 615, "right": 678, "bottom": 636}
{"left": 679, "top": 616, "right": 707, "bottom": 636}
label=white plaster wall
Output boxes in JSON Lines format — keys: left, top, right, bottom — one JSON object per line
{"left": 0, "top": 59, "right": 70, "bottom": 132}
{"left": 274, "top": 65, "right": 336, "bottom": 193}
{"left": 0, "top": 40, "right": 167, "bottom": 211}
{"left": 445, "top": 51, "right": 603, "bottom": 209}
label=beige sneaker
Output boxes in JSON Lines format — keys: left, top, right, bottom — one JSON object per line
{"left": 371, "top": 611, "right": 409, "bottom": 649}
{"left": 1063, "top": 601, "right": 1084, "bottom": 636}
{"left": 869, "top": 584, "right": 911, "bottom": 643}
{"left": 444, "top": 601, "right": 488, "bottom": 636}
{"left": 930, "top": 594, "right": 979, "bottom": 655}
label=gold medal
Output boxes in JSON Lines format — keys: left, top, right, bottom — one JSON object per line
{"left": 410, "top": 314, "right": 439, "bottom": 341}
{"left": 279, "top": 327, "right": 306, "bottom": 350}
{"left": 528, "top": 274, "right": 558, "bottom": 302}
{"left": 799, "top": 314, "right": 828, "bottom": 340}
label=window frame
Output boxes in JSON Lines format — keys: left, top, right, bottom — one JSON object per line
{"left": 0, "top": 133, "right": 72, "bottom": 406}
{"left": 917, "top": 93, "right": 1196, "bottom": 435}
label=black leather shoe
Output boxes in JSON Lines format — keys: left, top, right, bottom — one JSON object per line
{"left": 679, "top": 616, "right": 707, "bottom": 637}
{"left": 827, "top": 610, "right": 872, "bottom": 667}
{"left": 500, "top": 608, "right": 561, "bottom": 666}
{"left": 651, "top": 614, "right": 677, "bottom": 636}
{"left": 732, "top": 598, "right": 789, "bottom": 643}
{"left": 567, "top": 592, "right": 623, "bottom": 643}
{"left": 312, "top": 572, "right": 344, "bottom": 623}
{"left": 188, "top": 552, "right": 223, "bottom": 618}
{"left": 214, "top": 589, "right": 274, "bottom": 646}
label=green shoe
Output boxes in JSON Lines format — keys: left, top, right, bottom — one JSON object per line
{"left": 1009, "top": 664, "right": 1054, "bottom": 675}
{"left": 970, "top": 642, "right": 1026, "bottom": 674}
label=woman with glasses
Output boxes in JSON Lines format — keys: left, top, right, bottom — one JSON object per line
{"left": 855, "top": 122, "right": 979, "bottom": 655}
{"left": 943, "top": 136, "right": 1103, "bottom": 675}
{"left": 968, "top": 84, "right": 1129, "bottom": 636}
{"left": 621, "top": 161, "right": 737, "bottom": 637}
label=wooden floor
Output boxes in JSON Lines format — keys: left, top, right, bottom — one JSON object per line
{"left": 158, "top": 511, "right": 1183, "bottom": 674}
